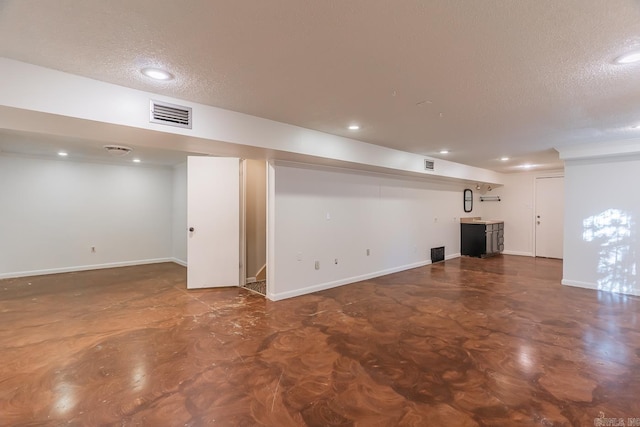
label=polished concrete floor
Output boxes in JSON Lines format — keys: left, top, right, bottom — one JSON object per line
{"left": 1, "top": 256, "right": 639, "bottom": 426}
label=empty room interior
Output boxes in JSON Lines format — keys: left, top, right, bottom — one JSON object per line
{"left": 1, "top": 1, "right": 639, "bottom": 425}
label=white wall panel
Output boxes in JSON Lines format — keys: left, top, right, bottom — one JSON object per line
{"left": 270, "top": 163, "right": 468, "bottom": 300}
{"left": 171, "top": 162, "right": 187, "bottom": 264}
{"left": 0, "top": 155, "right": 173, "bottom": 278}
{"left": 562, "top": 157, "right": 640, "bottom": 296}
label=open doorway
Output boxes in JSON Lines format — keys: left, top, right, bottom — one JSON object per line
{"left": 242, "top": 159, "right": 267, "bottom": 295}
{"left": 184, "top": 157, "right": 268, "bottom": 295}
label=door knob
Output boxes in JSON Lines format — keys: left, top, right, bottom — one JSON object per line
{"left": 189, "top": 227, "right": 195, "bottom": 232}
{"left": 537, "top": 215, "right": 541, "bottom": 218}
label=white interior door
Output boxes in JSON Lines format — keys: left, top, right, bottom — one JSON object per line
{"left": 535, "top": 176, "right": 564, "bottom": 259}
{"left": 187, "top": 156, "right": 240, "bottom": 289}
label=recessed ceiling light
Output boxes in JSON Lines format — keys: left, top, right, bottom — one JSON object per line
{"left": 58, "top": 151, "right": 68, "bottom": 157}
{"left": 521, "top": 164, "right": 533, "bottom": 169}
{"left": 500, "top": 157, "right": 510, "bottom": 161}
{"left": 140, "top": 67, "right": 174, "bottom": 81}
{"left": 348, "top": 124, "right": 360, "bottom": 131}
{"left": 133, "top": 158, "right": 141, "bottom": 163}
{"left": 614, "top": 50, "right": 640, "bottom": 64}
{"left": 439, "top": 150, "right": 449, "bottom": 154}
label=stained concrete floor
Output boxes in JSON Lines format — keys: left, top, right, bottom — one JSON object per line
{"left": 1, "top": 256, "right": 639, "bottom": 425}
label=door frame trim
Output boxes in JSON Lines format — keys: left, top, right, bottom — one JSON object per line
{"left": 533, "top": 173, "right": 564, "bottom": 258}
{"left": 266, "top": 161, "right": 276, "bottom": 299}
{"left": 239, "top": 159, "right": 247, "bottom": 288}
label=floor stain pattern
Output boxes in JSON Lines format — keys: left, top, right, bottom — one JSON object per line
{"left": 1, "top": 256, "right": 639, "bottom": 426}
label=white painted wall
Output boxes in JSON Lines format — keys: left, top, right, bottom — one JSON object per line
{"left": 562, "top": 157, "right": 640, "bottom": 296}
{"left": 0, "top": 155, "right": 173, "bottom": 278}
{"left": 245, "top": 159, "right": 267, "bottom": 278}
{"left": 269, "top": 163, "right": 470, "bottom": 300}
{"left": 480, "top": 170, "right": 563, "bottom": 257}
{"left": 480, "top": 172, "right": 535, "bottom": 256}
{"left": 172, "top": 162, "right": 187, "bottom": 265}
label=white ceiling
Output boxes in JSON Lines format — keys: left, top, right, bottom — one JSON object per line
{"left": 1, "top": 0, "right": 640, "bottom": 172}
{"left": 0, "top": 129, "right": 196, "bottom": 167}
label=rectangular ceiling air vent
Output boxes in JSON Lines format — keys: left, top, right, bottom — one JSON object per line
{"left": 424, "top": 159, "right": 435, "bottom": 171}
{"left": 150, "top": 100, "right": 192, "bottom": 129}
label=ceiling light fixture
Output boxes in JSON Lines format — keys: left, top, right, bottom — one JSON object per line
{"left": 348, "top": 124, "right": 360, "bottom": 131}
{"left": 521, "top": 164, "right": 533, "bottom": 169}
{"left": 58, "top": 151, "right": 68, "bottom": 157}
{"left": 141, "top": 67, "right": 174, "bottom": 81}
{"left": 500, "top": 157, "right": 510, "bottom": 161}
{"left": 614, "top": 50, "right": 640, "bottom": 64}
{"left": 103, "top": 145, "right": 133, "bottom": 156}
{"left": 133, "top": 158, "right": 141, "bottom": 163}
{"left": 439, "top": 150, "right": 449, "bottom": 154}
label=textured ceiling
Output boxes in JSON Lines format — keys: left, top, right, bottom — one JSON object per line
{"left": 0, "top": 129, "right": 197, "bottom": 167}
{"left": 1, "top": 0, "right": 640, "bottom": 172}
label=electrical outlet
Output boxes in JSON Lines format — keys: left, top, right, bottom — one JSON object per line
{"left": 366, "top": 249, "right": 370, "bottom": 256}
{"left": 334, "top": 258, "right": 338, "bottom": 265}
{"left": 296, "top": 252, "right": 303, "bottom": 261}
{"left": 315, "top": 261, "right": 320, "bottom": 270}
{"left": 434, "top": 217, "right": 438, "bottom": 222}
{"left": 91, "top": 246, "right": 96, "bottom": 253}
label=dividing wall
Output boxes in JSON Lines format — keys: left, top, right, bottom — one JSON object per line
{"left": 563, "top": 157, "right": 640, "bottom": 296}
{"left": 269, "top": 163, "right": 472, "bottom": 300}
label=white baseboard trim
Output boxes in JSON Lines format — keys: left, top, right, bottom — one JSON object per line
{"left": 562, "top": 279, "right": 640, "bottom": 296}
{"left": 0, "top": 258, "right": 175, "bottom": 280}
{"left": 267, "top": 259, "right": 434, "bottom": 301}
{"left": 562, "top": 279, "right": 598, "bottom": 290}
{"left": 502, "top": 250, "right": 534, "bottom": 257}
{"left": 245, "top": 277, "right": 257, "bottom": 284}
{"left": 445, "top": 253, "right": 461, "bottom": 260}
{"left": 171, "top": 258, "right": 187, "bottom": 267}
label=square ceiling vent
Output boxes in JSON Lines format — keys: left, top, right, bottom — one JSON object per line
{"left": 150, "top": 100, "right": 192, "bottom": 129}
